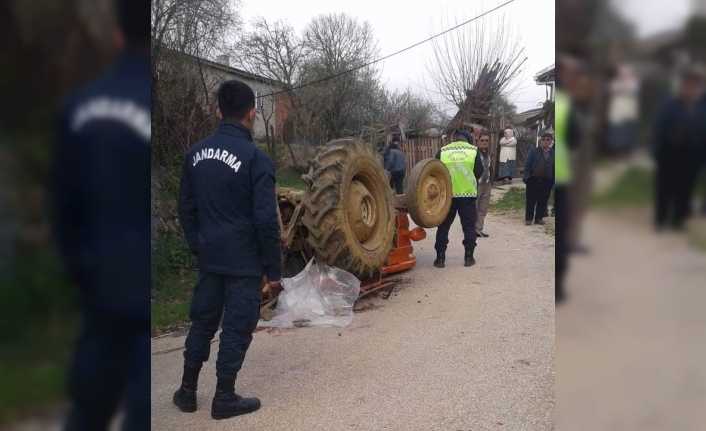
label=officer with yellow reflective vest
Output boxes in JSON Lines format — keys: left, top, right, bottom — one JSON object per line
{"left": 554, "top": 86, "right": 572, "bottom": 303}
{"left": 434, "top": 129, "right": 484, "bottom": 268}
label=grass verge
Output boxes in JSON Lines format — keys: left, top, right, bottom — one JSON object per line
{"left": 151, "top": 235, "right": 198, "bottom": 335}
{"left": 692, "top": 238, "right": 706, "bottom": 253}
{"left": 276, "top": 168, "right": 306, "bottom": 191}
{"left": 0, "top": 250, "right": 79, "bottom": 423}
{"left": 489, "top": 187, "right": 527, "bottom": 212}
{"left": 489, "top": 186, "right": 554, "bottom": 213}
{"left": 592, "top": 165, "right": 706, "bottom": 209}
{"left": 592, "top": 166, "right": 653, "bottom": 208}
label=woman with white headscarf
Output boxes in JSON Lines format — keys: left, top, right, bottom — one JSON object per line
{"left": 607, "top": 64, "right": 639, "bottom": 156}
{"left": 498, "top": 129, "right": 517, "bottom": 184}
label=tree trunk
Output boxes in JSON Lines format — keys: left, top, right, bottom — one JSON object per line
{"left": 284, "top": 134, "right": 300, "bottom": 172}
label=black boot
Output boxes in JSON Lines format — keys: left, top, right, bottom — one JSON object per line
{"left": 433, "top": 252, "right": 445, "bottom": 268}
{"left": 464, "top": 250, "right": 475, "bottom": 267}
{"left": 556, "top": 282, "right": 566, "bottom": 304}
{"left": 211, "top": 378, "right": 261, "bottom": 420}
{"left": 173, "top": 365, "right": 200, "bottom": 412}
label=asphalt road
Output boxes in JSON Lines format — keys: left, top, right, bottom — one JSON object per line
{"left": 556, "top": 211, "right": 706, "bottom": 430}
{"left": 151, "top": 211, "right": 556, "bottom": 431}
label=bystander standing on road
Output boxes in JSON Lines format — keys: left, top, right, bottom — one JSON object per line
{"left": 475, "top": 131, "right": 493, "bottom": 238}
{"left": 607, "top": 64, "right": 640, "bottom": 158}
{"left": 651, "top": 67, "right": 706, "bottom": 231}
{"left": 498, "top": 129, "right": 517, "bottom": 185}
{"left": 523, "top": 133, "right": 555, "bottom": 226}
{"left": 544, "top": 135, "right": 556, "bottom": 218}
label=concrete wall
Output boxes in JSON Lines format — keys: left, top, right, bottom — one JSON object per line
{"left": 199, "top": 63, "right": 279, "bottom": 140}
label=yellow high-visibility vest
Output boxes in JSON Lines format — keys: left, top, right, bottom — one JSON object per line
{"left": 440, "top": 141, "right": 478, "bottom": 197}
{"left": 554, "top": 89, "right": 572, "bottom": 184}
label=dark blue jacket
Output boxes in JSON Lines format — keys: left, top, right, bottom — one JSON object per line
{"left": 51, "top": 49, "right": 151, "bottom": 321}
{"left": 523, "top": 146, "right": 555, "bottom": 183}
{"left": 652, "top": 94, "right": 706, "bottom": 158}
{"left": 385, "top": 148, "right": 406, "bottom": 173}
{"left": 179, "top": 121, "right": 282, "bottom": 282}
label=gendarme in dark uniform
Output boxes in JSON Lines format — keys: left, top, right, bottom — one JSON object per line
{"left": 433, "top": 129, "right": 484, "bottom": 268}
{"left": 173, "top": 80, "right": 282, "bottom": 419}
{"left": 51, "top": 1, "right": 151, "bottom": 429}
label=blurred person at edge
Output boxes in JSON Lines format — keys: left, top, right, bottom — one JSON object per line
{"left": 606, "top": 64, "right": 639, "bottom": 158}
{"left": 563, "top": 58, "right": 595, "bottom": 255}
{"left": 651, "top": 67, "right": 706, "bottom": 231}
{"left": 701, "top": 167, "right": 706, "bottom": 215}
{"left": 554, "top": 58, "right": 578, "bottom": 304}
{"left": 49, "top": 1, "right": 150, "bottom": 430}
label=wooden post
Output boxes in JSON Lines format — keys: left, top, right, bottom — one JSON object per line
{"left": 492, "top": 132, "right": 501, "bottom": 182}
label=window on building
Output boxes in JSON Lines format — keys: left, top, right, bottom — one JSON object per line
{"left": 254, "top": 90, "right": 262, "bottom": 111}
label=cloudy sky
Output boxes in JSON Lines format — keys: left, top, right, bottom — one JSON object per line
{"left": 612, "top": 0, "right": 691, "bottom": 37}
{"left": 238, "top": 0, "right": 555, "bottom": 115}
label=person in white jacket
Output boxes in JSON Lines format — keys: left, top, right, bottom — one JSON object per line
{"left": 498, "top": 129, "right": 518, "bottom": 184}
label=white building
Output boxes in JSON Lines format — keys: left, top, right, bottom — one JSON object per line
{"left": 157, "top": 49, "right": 289, "bottom": 140}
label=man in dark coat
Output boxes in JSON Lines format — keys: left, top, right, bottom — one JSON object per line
{"left": 652, "top": 68, "right": 706, "bottom": 230}
{"left": 385, "top": 142, "right": 406, "bottom": 194}
{"left": 51, "top": 1, "right": 151, "bottom": 429}
{"left": 523, "top": 133, "right": 555, "bottom": 226}
{"left": 173, "top": 80, "right": 282, "bottom": 420}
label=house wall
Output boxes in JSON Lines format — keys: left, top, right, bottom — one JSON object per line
{"left": 200, "top": 66, "right": 277, "bottom": 139}
{"left": 274, "top": 92, "right": 293, "bottom": 141}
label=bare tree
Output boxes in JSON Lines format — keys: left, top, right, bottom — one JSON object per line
{"left": 237, "top": 17, "right": 307, "bottom": 161}
{"left": 152, "top": 0, "right": 240, "bottom": 59}
{"left": 487, "top": 94, "right": 518, "bottom": 131}
{"left": 237, "top": 14, "right": 436, "bottom": 152}
{"left": 423, "top": 12, "right": 527, "bottom": 131}
{"left": 378, "top": 87, "right": 437, "bottom": 133}
{"left": 151, "top": 0, "right": 242, "bottom": 167}
{"left": 300, "top": 13, "right": 380, "bottom": 140}
{"left": 259, "top": 93, "right": 277, "bottom": 160}
{"left": 237, "top": 18, "right": 303, "bottom": 89}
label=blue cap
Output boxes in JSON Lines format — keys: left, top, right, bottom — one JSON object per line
{"left": 454, "top": 129, "right": 473, "bottom": 143}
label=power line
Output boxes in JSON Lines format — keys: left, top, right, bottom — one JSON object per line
{"left": 256, "top": 0, "right": 517, "bottom": 99}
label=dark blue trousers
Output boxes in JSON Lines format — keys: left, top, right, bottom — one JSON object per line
{"left": 63, "top": 253, "right": 150, "bottom": 431}
{"left": 555, "top": 186, "right": 568, "bottom": 300}
{"left": 183, "top": 272, "right": 261, "bottom": 379}
{"left": 434, "top": 197, "right": 477, "bottom": 254}
{"left": 64, "top": 316, "right": 149, "bottom": 431}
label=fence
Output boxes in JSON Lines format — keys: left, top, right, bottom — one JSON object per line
{"left": 399, "top": 132, "right": 503, "bottom": 180}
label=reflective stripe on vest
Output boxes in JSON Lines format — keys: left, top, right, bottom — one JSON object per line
{"left": 440, "top": 141, "right": 478, "bottom": 197}
{"left": 555, "top": 89, "right": 572, "bottom": 184}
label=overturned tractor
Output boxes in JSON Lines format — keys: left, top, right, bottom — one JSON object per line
{"left": 263, "top": 139, "right": 453, "bottom": 316}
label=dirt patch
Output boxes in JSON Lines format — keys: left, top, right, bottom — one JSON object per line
{"left": 151, "top": 324, "right": 191, "bottom": 339}
{"left": 254, "top": 327, "right": 294, "bottom": 334}
{"left": 353, "top": 301, "right": 383, "bottom": 313}
{"left": 277, "top": 145, "right": 316, "bottom": 171}
{"left": 496, "top": 209, "right": 556, "bottom": 230}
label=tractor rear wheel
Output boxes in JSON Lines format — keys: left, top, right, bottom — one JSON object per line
{"left": 405, "top": 158, "right": 453, "bottom": 228}
{"left": 300, "top": 139, "right": 395, "bottom": 279}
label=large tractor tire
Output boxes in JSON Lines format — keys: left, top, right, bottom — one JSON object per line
{"left": 300, "top": 139, "right": 395, "bottom": 279}
{"left": 405, "top": 158, "right": 453, "bottom": 228}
